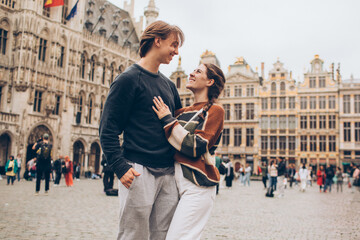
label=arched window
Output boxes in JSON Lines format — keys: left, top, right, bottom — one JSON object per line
{"left": 271, "top": 82, "right": 276, "bottom": 94}
{"left": 0, "top": 19, "right": 10, "bottom": 55}
{"left": 89, "top": 55, "right": 96, "bottom": 82}
{"left": 87, "top": 95, "right": 94, "bottom": 124}
{"left": 102, "top": 60, "right": 108, "bottom": 85}
{"left": 109, "top": 62, "right": 115, "bottom": 85}
{"left": 77, "top": 92, "right": 85, "bottom": 124}
{"left": 280, "top": 82, "right": 286, "bottom": 91}
{"left": 176, "top": 77, "right": 181, "bottom": 88}
{"left": 80, "top": 52, "right": 86, "bottom": 79}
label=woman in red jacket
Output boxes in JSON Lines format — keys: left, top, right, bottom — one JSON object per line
{"left": 64, "top": 156, "right": 73, "bottom": 187}
{"left": 317, "top": 165, "right": 325, "bottom": 192}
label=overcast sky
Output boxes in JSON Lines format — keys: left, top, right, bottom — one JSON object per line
{"left": 108, "top": 0, "right": 360, "bottom": 82}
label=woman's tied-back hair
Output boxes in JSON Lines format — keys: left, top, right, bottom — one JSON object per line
{"left": 202, "top": 63, "right": 226, "bottom": 112}
{"left": 139, "top": 20, "right": 185, "bottom": 58}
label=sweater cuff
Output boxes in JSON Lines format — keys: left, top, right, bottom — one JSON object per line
{"left": 160, "top": 114, "right": 176, "bottom": 127}
{"left": 112, "top": 162, "right": 132, "bottom": 179}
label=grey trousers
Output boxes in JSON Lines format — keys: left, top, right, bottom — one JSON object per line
{"left": 117, "top": 163, "right": 179, "bottom": 240}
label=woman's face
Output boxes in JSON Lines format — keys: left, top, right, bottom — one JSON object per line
{"left": 186, "top": 64, "right": 213, "bottom": 92}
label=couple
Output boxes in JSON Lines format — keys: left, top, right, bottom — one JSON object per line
{"left": 99, "top": 20, "right": 226, "bottom": 240}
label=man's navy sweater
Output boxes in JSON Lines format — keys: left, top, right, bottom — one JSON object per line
{"left": 99, "top": 64, "right": 182, "bottom": 179}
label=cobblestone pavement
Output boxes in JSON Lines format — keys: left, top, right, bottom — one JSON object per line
{"left": 0, "top": 177, "right": 359, "bottom": 240}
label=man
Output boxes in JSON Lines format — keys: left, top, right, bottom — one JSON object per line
{"left": 277, "top": 158, "right": 286, "bottom": 198}
{"left": 288, "top": 163, "right": 296, "bottom": 188}
{"left": 53, "top": 155, "right": 63, "bottom": 185}
{"left": 260, "top": 161, "right": 268, "bottom": 189}
{"left": 99, "top": 20, "right": 184, "bottom": 240}
{"left": 32, "top": 133, "right": 52, "bottom": 195}
{"left": 324, "top": 164, "right": 334, "bottom": 193}
{"left": 16, "top": 154, "right": 22, "bottom": 181}
{"left": 101, "top": 154, "right": 114, "bottom": 192}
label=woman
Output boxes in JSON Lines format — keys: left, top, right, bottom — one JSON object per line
{"left": 152, "top": 63, "right": 225, "bottom": 240}
{"left": 64, "top": 156, "right": 73, "bottom": 187}
{"left": 5, "top": 156, "right": 18, "bottom": 185}
{"left": 269, "top": 160, "right": 278, "bottom": 191}
{"left": 224, "top": 159, "right": 234, "bottom": 188}
{"left": 299, "top": 164, "right": 308, "bottom": 192}
{"left": 336, "top": 167, "right": 343, "bottom": 193}
{"left": 317, "top": 165, "right": 325, "bottom": 192}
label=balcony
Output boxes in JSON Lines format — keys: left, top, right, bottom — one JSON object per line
{"left": 0, "top": 112, "right": 19, "bottom": 124}
{"left": 1, "top": 0, "right": 16, "bottom": 9}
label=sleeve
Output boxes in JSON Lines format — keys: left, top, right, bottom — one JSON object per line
{"left": 160, "top": 105, "right": 224, "bottom": 159}
{"left": 99, "top": 73, "right": 137, "bottom": 179}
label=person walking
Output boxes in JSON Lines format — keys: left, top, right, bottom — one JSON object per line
{"left": 5, "top": 156, "right": 18, "bottom": 185}
{"left": 53, "top": 156, "right": 63, "bottom": 186}
{"left": 101, "top": 154, "right": 114, "bottom": 192}
{"left": 317, "top": 165, "right": 325, "bottom": 192}
{"left": 239, "top": 164, "right": 245, "bottom": 185}
{"left": 99, "top": 20, "right": 185, "bottom": 240}
{"left": 336, "top": 167, "right": 343, "bottom": 193}
{"left": 299, "top": 164, "right": 308, "bottom": 192}
{"left": 307, "top": 166, "right": 313, "bottom": 187}
{"left": 243, "top": 163, "right": 251, "bottom": 187}
{"left": 288, "top": 164, "right": 296, "bottom": 188}
{"left": 152, "top": 62, "right": 225, "bottom": 240}
{"left": 324, "top": 164, "right": 334, "bottom": 193}
{"left": 64, "top": 156, "right": 73, "bottom": 187}
{"left": 260, "top": 162, "right": 268, "bottom": 189}
{"left": 32, "top": 133, "right": 52, "bottom": 195}
{"left": 16, "top": 154, "right": 22, "bottom": 181}
{"left": 75, "top": 163, "right": 81, "bottom": 181}
{"left": 277, "top": 158, "right": 286, "bottom": 198}
{"left": 269, "top": 160, "right": 278, "bottom": 191}
{"left": 224, "top": 159, "right": 234, "bottom": 188}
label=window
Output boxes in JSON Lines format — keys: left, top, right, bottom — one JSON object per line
{"left": 80, "top": 53, "right": 86, "bottom": 79}
{"left": 102, "top": 63, "right": 106, "bottom": 85}
{"left": 343, "top": 95, "right": 351, "bottom": 113}
{"left": 270, "top": 115, "right": 277, "bottom": 129}
{"left": 246, "top": 128, "right": 254, "bottom": 147}
{"left": 77, "top": 94, "right": 84, "bottom": 124}
{"left": 61, "top": 0, "right": 69, "bottom": 24}
{"left": 89, "top": 56, "right": 96, "bottom": 82}
{"left": 280, "top": 82, "right": 286, "bottom": 92}
{"left": 319, "top": 115, "right": 326, "bottom": 129}
{"left": 246, "top": 85, "right": 254, "bottom": 97}
{"left": 329, "top": 96, "right": 336, "bottom": 109}
{"left": 222, "top": 128, "right": 229, "bottom": 146}
{"left": 301, "top": 136, "right": 307, "bottom": 151}
{"left": 270, "top": 136, "right": 277, "bottom": 150}
{"left": 329, "top": 136, "right": 336, "bottom": 152}
{"left": 300, "top": 97, "right": 307, "bottom": 109}
{"left": 33, "top": 91, "right": 42, "bottom": 112}
{"left": 309, "top": 77, "right": 316, "bottom": 88}
{"left": 279, "top": 116, "right": 286, "bottom": 129}
{"left": 289, "top": 136, "right": 296, "bottom": 150}
{"left": 38, "top": 38, "right": 47, "bottom": 62}
{"left": 329, "top": 115, "right": 336, "bottom": 129}
{"left": 234, "top": 104, "right": 242, "bottom": 120}
{"left": 355, "top": 122, "right": 360, "bottom": 142}
{"left": 271, "top": 97, "right": 277, "bottom": 109}
{"left": 109, "top": 63, "right": 115, "bottom": 85}
{"left": 300, "top": 116, "right": 307, "bottom": 129}
{"left": 271, "top": 82, "right": 276, "bottom": 94}
{"left": 223, "top": 86, "right": 230, "bottom": 97}
{"left": 344, "top": 122, "right": 351, "bottom": 142}
{"left": 310, "top": 136, "right": 317, "bottom": 151}
{"left": 223, "top": 104, "right": 230, "bottom": 120}
{"left": 234, "top": 85, "right": 242, "bottom": 97}
{"left": 319, "top": 76, "right": 326, "bottom": 88}
{"left": 355, "top": 95, "right": 360, "bottom": 113}
{"left": 52, "top": 96, "right": 61, "bottom": 115}
{"left": 261, "top": 136, "right": 268, "bottom": 150}
{"left": 234, "top": 128, "right": 242, "bottom": 146}
{"left": 43, "top": 0, "right": 51, "bottom": 17}
{"left": 319, "top": 96, "right": 326, "bottom": 109}
{"left": 310, "top": 115, "right": 317, "bottom": 129}
{"left": 319, "top": 136, "right": 326, "bottom": 152}
{"left": 176, "top": 77, "right": 180, "bottom": 88}
{"left": 246, "top": 103, "right": 254, "bottom": 120}
{"left": 289, "top": 97, "right": 295, "bottom": 109}
{"left": 185, "top": 98, "right": 191, "bottom": 107}
{"left": 279, "top": 136, "right": 286, "bottom": 150}
{"left": 261, "top": 98, "right": 268, "bottom": 110}
{"left": 87, "top": 97, "right": 93, "bottom": 124}
{"left": 261, "top": 116, "right": 268, "bottom": 129}
{"left": 310, "top": 96, "right": 316, "bottom": 109}
{"left": 289, "top": 115, "right": 296, "bottom": 129}
{"left": 57, "top": 45, "right": 65, "bottom": 68}
{"left": 100, "top": 99, "right": 104, "bottom": 117}
{"left": 0, "top": 29, "right": 8, "bottom": 55}
{"left": 280, "top": 97, "right": 286, "bottom": 109}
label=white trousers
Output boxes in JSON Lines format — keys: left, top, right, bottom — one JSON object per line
{"left": 165, "top": 162, "right": 216, "bottom": 240}
{"left": 300, "top": 178, "right": 307, "bottom": 191}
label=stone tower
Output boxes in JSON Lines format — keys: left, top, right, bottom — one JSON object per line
{"left": 144, "top": 0, "right": 159, "bottom": 26}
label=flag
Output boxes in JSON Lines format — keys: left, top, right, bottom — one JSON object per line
{"left": 44, "top": 0, "right": 64, "bottom": 8}
{"left": 66, "top": 0, "right": 79, "bottom": 21}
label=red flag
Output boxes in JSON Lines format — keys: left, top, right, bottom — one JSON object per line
{"left": 44, "top": 0, "right": 64, "bottom": 8}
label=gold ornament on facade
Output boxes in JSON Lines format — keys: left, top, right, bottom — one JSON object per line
{"left": 234, "top": 57, "right": 244, "bottom": 65}
{"left": 201, "top": 50, "right": 215, "bottom": 57}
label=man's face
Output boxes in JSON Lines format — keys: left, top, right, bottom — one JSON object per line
{"left": 157, "top": 34, "right": 179, "bottom": 64}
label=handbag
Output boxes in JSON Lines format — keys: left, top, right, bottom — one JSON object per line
{"left": 7, "top": 167, "right": 13, "bottom": 172}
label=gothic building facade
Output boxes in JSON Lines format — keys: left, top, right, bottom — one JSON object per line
{"left": 0, "top": 0, "right": 157, "bottom": 175}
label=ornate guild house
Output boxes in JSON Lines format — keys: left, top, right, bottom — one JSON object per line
{"left": 0, "top": 0, "right": 158, "bottom": 175}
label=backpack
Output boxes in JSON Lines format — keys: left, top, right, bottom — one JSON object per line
{"left": 37, "top": 143, "right": 52, "bottom": 162}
